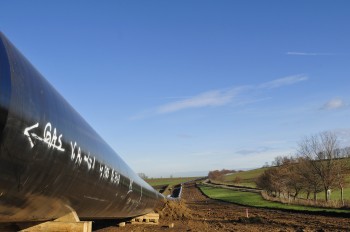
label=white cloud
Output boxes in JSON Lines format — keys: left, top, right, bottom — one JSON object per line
{"left": 157, "top": 88, "right": 240, "bottom": 114}
{"left": 321, "top": 98, "right": 346, "bottom": 110}
{"left": 156, "top": 75, "right": 308, "bottom": 114}
{"left": 286, "top": 52, "right": 333, "bottom": 56}
{"left": 259, "top": 75, "right": 308, "bottom": 89}
{"left": 131, "top": 74, "right": 309, "bottom": 117}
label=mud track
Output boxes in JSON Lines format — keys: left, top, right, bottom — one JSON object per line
{"left": 95, "top": 182, "right": 350, "bottom": 232}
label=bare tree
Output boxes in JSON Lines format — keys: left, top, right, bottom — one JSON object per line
{"left": 272, "top": 155, "right": 295, "bottom": 167}
{"left": 138, "top": 173, "right": 148, "bottom": 180}
{"left": 295, "top": 157, "right": 323, "bottom": 202}
{"left": 256, "top": 168, "right": 276, "bottom": 195}
{"left": 283, "top": 163, "right": 304, "bottom": 200}
{"left": 256, "top": 167, "right": 287, "bottom": 197}
{"left": 233, "top": 176, "right": 242, "bottom": 185}
{"left": 272, "top": 155, "right": 284, "bottom": 167}
{"left": 208, "top": 169, "right": 237, "bottom": 182}
{"left": 333, "top": 159, "right": 349, "bottom": 206}
{"left": 208, "top": 170, "right": 225, "bottom": 182}
{"left": 343, "top": 147, "right": 350, "bottom": 157}
{"left": 297, "top": 131, "right": 344, "bottom": 201}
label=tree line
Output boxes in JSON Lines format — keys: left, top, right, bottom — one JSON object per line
{"left": 256, "top": 131, "right": 349, "bottom": 205}
{"left": 208, "top": 169, "right": 242, "bottom": 182}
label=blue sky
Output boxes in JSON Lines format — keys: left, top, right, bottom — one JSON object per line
{"left": 1, "top": 1, "right": 350, "bottom": 177}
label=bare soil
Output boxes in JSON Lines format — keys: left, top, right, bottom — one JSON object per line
{"left": 94, "top": 182, "right": 350, "bottom": 232}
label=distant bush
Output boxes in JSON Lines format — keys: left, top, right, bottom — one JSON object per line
{"left": 208, "top": 169, "right": 237, "bottom": 182}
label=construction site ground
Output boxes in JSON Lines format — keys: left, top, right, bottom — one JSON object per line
{"left": 94, "top": 182, "right": 350, "bottom": 232}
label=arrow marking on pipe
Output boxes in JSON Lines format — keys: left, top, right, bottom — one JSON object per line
{"left": 24, "top": 123, "right": 39, "bottom": 148}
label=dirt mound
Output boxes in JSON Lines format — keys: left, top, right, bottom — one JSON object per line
{"left": 156, "top": 199, "right": 193, "bottom": 220}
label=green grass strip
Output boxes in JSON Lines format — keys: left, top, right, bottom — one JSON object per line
{"left": 198, "top": 184, "right": 350, "bottom": 214}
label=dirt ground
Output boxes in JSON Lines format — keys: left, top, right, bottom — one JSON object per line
{"left": 94, "top": 182, "right": 350, "bottom": 232}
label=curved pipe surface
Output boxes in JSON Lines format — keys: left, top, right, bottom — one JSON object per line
{"left": 0, "top": 32, "right": 164, "bottom": 223}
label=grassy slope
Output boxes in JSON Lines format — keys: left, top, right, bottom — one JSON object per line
{"left": 222, "top": 168, "right": 268, "bottom": 188}
{"left": 222, "top": 166, "right": 350, "bottom": 201}
{"left": 199, "top": 184, "right": 350, "bottom": 214}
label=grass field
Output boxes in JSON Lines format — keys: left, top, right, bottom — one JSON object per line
{"left": 222, "top": 168, "right": 268, "bottom": 188}
{"left": 198, "top": 184, "right": 350, "bottom": 214}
